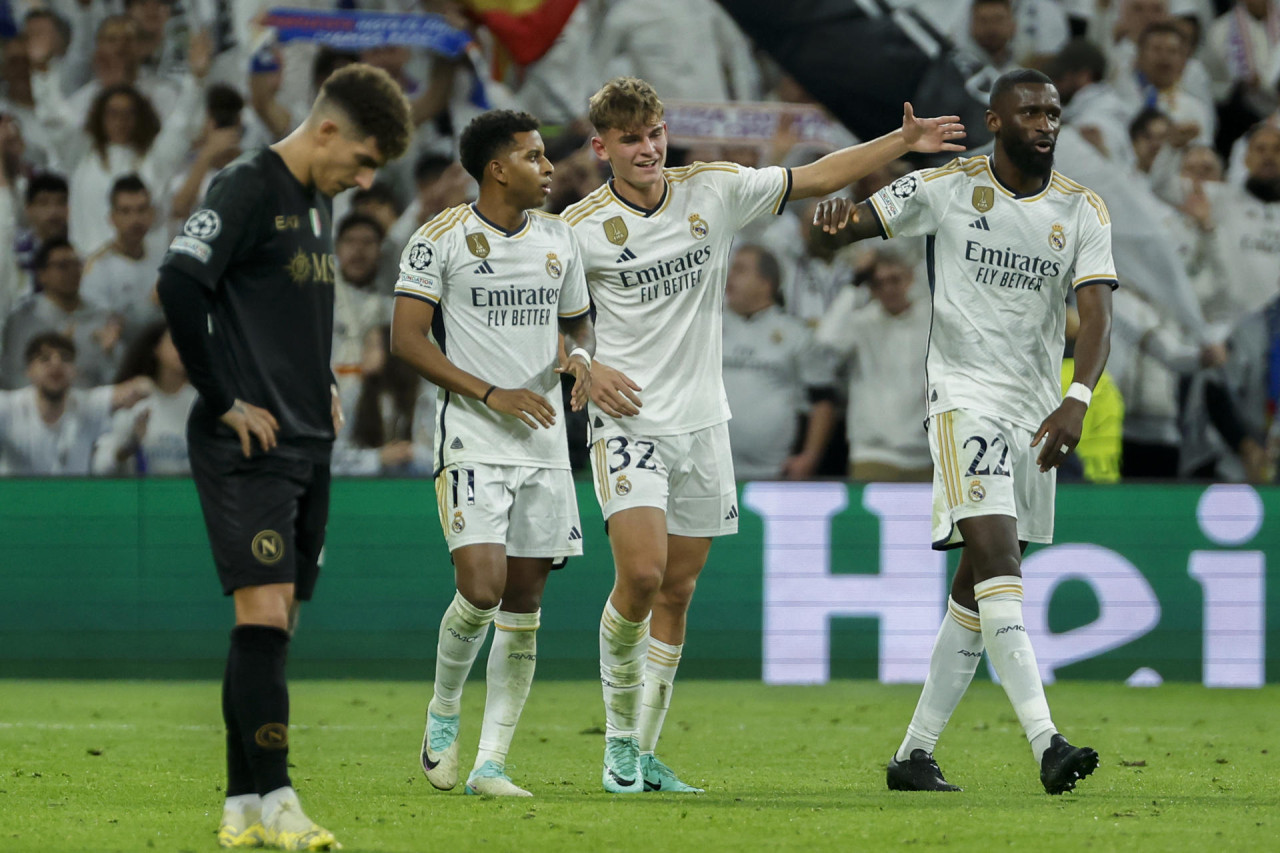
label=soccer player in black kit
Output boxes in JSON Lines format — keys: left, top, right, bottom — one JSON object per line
{"left": 156, "top": 64, "right": 412, "bottom": 851}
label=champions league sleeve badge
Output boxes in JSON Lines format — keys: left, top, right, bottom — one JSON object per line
{"left": 408, "top": 241, "right": 434, "bottom": 271}
{"left": 889, "top": 174, "right": 919, "bottom": 199}
{"left": 184, "top": 209, "right": 222, "bottom": 240}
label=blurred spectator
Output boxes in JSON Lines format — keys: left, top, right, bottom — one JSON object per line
{"left": 0, "top": 331, "right": 151, "bottom": 475}
{"left": 961, "top": 0, "right": 1022, "bottom": 90}
{"left": 80, "top": 173, "right": 165, "bottom": 342}
{"left": 1, "top": 32, "right": 58, "bottom": 169}
{"left": 15, "top": 171, "right": 69, "bottom": 280}
{"left": 816, "top": 244, "right": 933, "bottom": 482}
{"left": 1049, "top": 37, "right": 1136, "bottom": 166}
{"left": 1114, "top": 20, "right": 1217, "bottom": 145}
{"left": 1105, "top": 0, "right": 1214, "bottom": 104}
{"left": 248, "top": 45, "right": 360, "bottom": 142}
{"left": 333, "top": 325, "right": 434, "bottom": 476}
{"left": 332, "top": 213, "right": 393, "bottom": 396}
{"left": 92, "top": 319, "right": 195, "bottom": 475}
{"left": 722, "top": 245, "right": 837, "bottom": 480}
{"left": 1204, "top": 0, "right": 1280, "bottom": 153}
{"left": 126, "top": 0, "right": 184, "bottom": 80}
{"left": 1128, "top": 106, "right": 1173, "bottom": 175}
{"left": 166, "top": 83, "right": 244, "bottom": 223}
{"left": 596, "top": 0, "right": 760, "bottom": 102}
{"left": 1, "top": 238, "right": 121, "bottom": 388}
{"left": 1156, "top": 123, "right": 1280, "bottom": 332}
{"left": 1060, "top": 307, "right": 1125, "bottom": 484}
{"left": 1110, "top": 287, "right": 1228, "bottom": 477}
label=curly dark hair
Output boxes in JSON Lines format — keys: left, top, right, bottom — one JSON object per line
{"left": 114, "top": 320, "right": 168, "bottom": 383}
{"left": 350, "top": 326, "right": 421, "bottom": 449}
{"left": 459, "top": 110, "right": 541, "bottom": 183}
{"left": 317, "top": 63, "right": 413, "bottom": 163}
{"left": 87, "top": 84, "right": 161, "bottom": 161}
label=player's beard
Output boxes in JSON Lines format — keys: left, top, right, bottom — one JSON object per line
{"left": 1245, "top": 176, "right": 1280, "bottom": 203}
{"left": 1002, "top": 132, "right": 1055, "bottom": 180}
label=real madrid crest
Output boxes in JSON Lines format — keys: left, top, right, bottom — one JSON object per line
{"left": 603, "top": 216, "right": 629, "bottom": 246}
{"left": 1048, "top": 223, "right": 1067, "bottom": 251}
{"left": 545, "top": 252, "right": 563, "bottom": 279}
{"left": 968, "top": 479, "right": 986, "bottom": 502}
{"left": 466, "top": 232, "right": 491, "bottom": 258}
{"left": 451, "top": 511, "right": 466, "bottom": 533}
{"left": 615, "top": 474, "right": 632, "bottom": 496}
{"left": 689, "top": 214, "right": 709, "bottom": 240}
{"left": 972, "top": 186, "right": 994, "bottom": 213}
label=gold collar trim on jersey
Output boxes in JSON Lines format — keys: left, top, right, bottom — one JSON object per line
{"left": 607, "top": 177, "right": 671, "bottom": 218}
{"left": 469, "top": 203, "right": 532, "bottom": 238}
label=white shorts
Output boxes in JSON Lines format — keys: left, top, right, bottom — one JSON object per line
{"left": 928, "top": 409, "right": 1055, "bottom": 549}
{"left": 588, "top": 422, "right": 738, "bottom": 538}
{"left": 434, "top": 463, "right": 583, "bottom": 559}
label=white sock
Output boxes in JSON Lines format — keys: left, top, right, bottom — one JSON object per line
{"left": 895, "top": 598, "right": 984, "bottom": 762}
{"left": 474, "top": 609, "right": 539, "bottom": 770}
{"left": 638, "top": 638, "right": 681, "bottom": 754}
{"left": 431, "top": 591, "right": 498, "bottom": 717}
{"left": 222, "top": 793, "right": 261, "bottom": 819}
{"left": 599, "top": 599, "right": 650, "bottom": 739}
{"left": 975, "top": 576, "right": 1057, "bottom": 762}
{"left": 260, "top": 786, "right": 297, "bottom": 826}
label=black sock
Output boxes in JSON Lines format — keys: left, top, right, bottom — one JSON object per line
{"left": 227, "top": 625, "right": 293, "bottom": 796}
{"left": 221, "top": 653, "right": 256, "bottom": 798}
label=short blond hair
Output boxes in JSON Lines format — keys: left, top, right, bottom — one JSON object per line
{"left": 588, "top": 77, "right": 664, "bottom": 133}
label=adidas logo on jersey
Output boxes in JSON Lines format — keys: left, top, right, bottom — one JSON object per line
{"left": 724, "top": 505, "right": 739, "bottom": 521}
{"left": 474, "top": 260, "right": 495, "bottom": 274}
{"left": 615, "top": 247, "right": 637, "bottom": 264}
{"left": 568, "top": 526, "right": 582, "bottom": 541}
{"left": 450, "top": 437, "right": 464, "bottom": 450}
{"left": 968, "top": 216, "right": 991, "bottom": 231}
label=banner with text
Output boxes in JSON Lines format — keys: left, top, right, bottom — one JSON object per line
{"left": 0, "top": 481, "right": 1273, "bottom": 684}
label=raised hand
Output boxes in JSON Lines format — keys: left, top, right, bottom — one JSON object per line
{"left": 901, "top": 102, "right": 966, "bottom": 154}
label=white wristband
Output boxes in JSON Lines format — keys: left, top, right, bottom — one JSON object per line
{"left": 568, "top": 347, "right": 592, "bottom": 367}
{"left": 1065, "top": 382, "right": 1092, "bottom": 408}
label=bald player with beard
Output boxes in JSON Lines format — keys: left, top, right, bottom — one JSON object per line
{"left": 815, "top": 68, "right": 1112, "bottom": 795}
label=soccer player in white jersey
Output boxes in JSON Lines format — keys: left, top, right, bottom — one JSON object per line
{"left": 390, "top": 110, "right": 595, "bottom": 798}
{"left": 562, "top": 76, "right": 967, "bottom": 794}
{"left": 814, "top": 68, "right": 1113, "bottom": 795}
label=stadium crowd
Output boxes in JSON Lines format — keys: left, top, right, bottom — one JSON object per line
{"left": 0, "top": 0, "right": 1277, "bottom": 484}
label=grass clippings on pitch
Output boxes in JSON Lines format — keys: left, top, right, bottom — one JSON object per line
{"left": 1, "top": 680, "right": 1275, "bottom": 852}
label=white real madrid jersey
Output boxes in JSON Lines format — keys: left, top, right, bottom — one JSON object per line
{"left": 869, "top": 155, "right": 1117, "bottom": 432}
{"left": 394, "top": 204, "right": 590, "bottom": 473}
{"left": 564, "top": 162, "right": 792, "bottom": 436}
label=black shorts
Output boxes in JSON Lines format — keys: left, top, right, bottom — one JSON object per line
{"left": 189, "top": 438, "right": 331, "bottom": 600}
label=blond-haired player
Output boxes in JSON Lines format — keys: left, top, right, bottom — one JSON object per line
{"left": 564, "top": 76, "right": 966, "bottom": 794}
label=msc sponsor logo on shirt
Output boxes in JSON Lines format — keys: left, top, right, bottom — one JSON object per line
{"left": 285, "top": 248, "right": 337, "bottom": 285}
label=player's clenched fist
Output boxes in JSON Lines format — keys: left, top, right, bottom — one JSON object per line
{"left": 486, "top": 387, "right": 557, "bottom": 429}
{"left": 588, "top": 361, "right": 643, "bottom": 418}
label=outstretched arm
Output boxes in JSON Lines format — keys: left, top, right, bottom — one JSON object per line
{"left": 789, "top": 103, "right": 965, "bottom": 200}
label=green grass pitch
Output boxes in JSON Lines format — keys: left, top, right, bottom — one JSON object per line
{"left": 2, "top": 680, "right": 1276, "bottom": 852}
